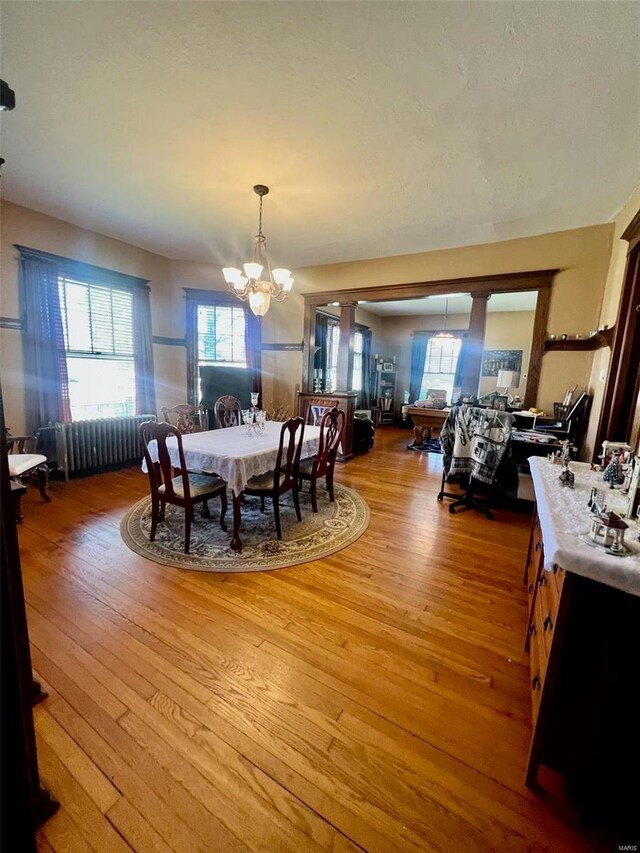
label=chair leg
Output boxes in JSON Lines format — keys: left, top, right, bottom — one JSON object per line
{"left": 273, "top": 496, "right": 282, "bottom": 539}
{"left": 150, "top": 496, "right": 159, "bottom": 541}
{"left": 159, "top": 501, "right": 166, "bottom": 522}
{"left": 36, "top": 465, "right": 52, "bottom": 502}
{"left": 201, "top": 499, "right": 211, "bottom": 519}
{"left": 219, "top": 489, "right": 228, "bottom": 532}
{"left": 326, "top": 466, "right": 336, "bottom": 503}
{"left": 184, "top": 508, "right": 192, "bottom": 554}
{"left": 310, "top": 478, "right": 318, "bottom": 513}
{"left": 293, "top": 486, "right": 302, "bottom": 522}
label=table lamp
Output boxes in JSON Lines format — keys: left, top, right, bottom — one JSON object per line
{"left": 496, "top": 369, "right": 521, "bottom": 398}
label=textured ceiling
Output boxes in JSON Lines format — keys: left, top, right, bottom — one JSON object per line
{"left": 1, "top": 2, "right": 638, "bottom": 269}
{"left": 361, "top": 290, "right": 537, "bottom": 316}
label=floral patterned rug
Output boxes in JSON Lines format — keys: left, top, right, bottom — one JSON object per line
{"left": 120, "top": 484, "right": 370, "bottom": 572}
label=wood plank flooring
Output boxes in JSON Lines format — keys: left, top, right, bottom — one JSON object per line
{"left": 17, "top": 426, "right": 589, "bottom": 852}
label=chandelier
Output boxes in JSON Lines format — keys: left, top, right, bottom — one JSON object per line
{"left": 434, "top": 297, "right": 454, "bottom": 339}
{"left": 222, "top": 184, "right": 293, "bottom": 317}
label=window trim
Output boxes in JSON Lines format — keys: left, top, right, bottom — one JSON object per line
{"left": 15, "top": 245, "right": 150, "bottom": 293}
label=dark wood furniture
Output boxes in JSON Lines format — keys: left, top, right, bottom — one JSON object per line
{"left": 405, "top": 406, "right": 448, "bottom": 441}
{"left": 244, "top": 417, "right": 305, "bottom": 540}
{"left": 297, "top": 407, "right": 345, "bottom": 512}
{"left": 376, "top": 369, "right": 396, "bottom": 424}
{"left": 297, "top": 390, "right": 357, "bottom": 461}
{"left": 213, "top": 395, "right": 242, "bottom": 429}
{"left": 139, "top": 421, "right": 228, "bottom": 554}
{"left": 594, "top": 208, "right": 640, "bottom": 454}
{"left": 1, "top": 390, "right": 59, "bottom": 852}
{"left": 160, "top": 403, "right": 207, "bottom": 434}
{"left": 523, "top": 509, "right": 639, "bottom": 837}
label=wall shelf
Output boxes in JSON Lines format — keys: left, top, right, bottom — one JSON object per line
{"left": 544, "top": 327, "right": 615, "bottom": 352}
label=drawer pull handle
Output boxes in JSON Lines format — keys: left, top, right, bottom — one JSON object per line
{"left": 528, "top": 623, "right": 536, "bottom": 637}
{"left": 535, "top": 542, "right": 541, "bottom": 552}
{"left": 532, "top": 674, "right": 541, "bottom": 691}
{"left": 552, "top": 563, "right": 559, "bottom": 574}
{"left": 538, "top": 574, "right": 547, "bottom": 587}
{"left": 543, "top": 615, "right": 553, "bottom": 631}
{"left": 528, "top": 583, "right": 534, "bottom": 594}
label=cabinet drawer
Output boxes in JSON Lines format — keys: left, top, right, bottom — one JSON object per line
{"left": 535, "top": 579, "right": 556, "bottom": 663}
{"left": 549, "top": 562, "right": 566, "bottom": 601}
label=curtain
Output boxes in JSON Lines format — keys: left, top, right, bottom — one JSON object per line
{"left": 409, "top": 334, "right": 429, "bottom": 403}
{"left": 132, "top": 285, "right": 157, "bottom": 416}
{"left": 453, "top": 334, "right": 470, "bottom": 401}
{"left": 314, "top": 312, "right": 329, "bottom": 389}
{"left": 20, "top": 254, "right": 71, "bottom": 431}
{"left": 244, "top": 309, "right": 262, "bottom": 398}
{"left": 361, "top": 328, "right": 372, "bottom": 407}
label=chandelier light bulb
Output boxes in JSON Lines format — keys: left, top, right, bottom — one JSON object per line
{"left": 243, "top": 262, "right": 263, "bottom": 281}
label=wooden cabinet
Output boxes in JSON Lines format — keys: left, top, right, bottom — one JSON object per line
{"left": 522, "top": 511, "right": 639, "bottom": 834}
{"left": 376, "top": 370, "right": 396, "bottom": 425}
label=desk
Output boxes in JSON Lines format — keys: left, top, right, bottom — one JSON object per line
{"left": 144, "top": 421, "right": 320, "bottom": 551}
{"left": 404, "top": 406, "right": 449, "bottom": 441}
{"left": 524, "top": 458, "right": 639, "bottom": 831}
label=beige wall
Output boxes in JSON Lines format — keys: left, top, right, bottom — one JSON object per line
{"left": 584, "top": 185, "right": 640, "bottom": 457}
{"left": 296, "top": 224, "right": 614, "bottom": 423}
{"left": 0, "top": 202, "right": 307, "bottom": 430}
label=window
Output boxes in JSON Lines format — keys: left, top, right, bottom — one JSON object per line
{"left": 58, "top": 276, "right": 136, "bottom": 420}
{"left": 420, "top": 336, "right": 462, "bottom": 403}
{"left": 196, "top": 304, "right": 247, "bottom": 370}
{"left": 352, "top": 330, "right": 364, "bottom": 392}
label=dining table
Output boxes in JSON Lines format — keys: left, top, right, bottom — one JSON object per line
{"left": 142, "top": 420, "right": 321, "bottom": 551}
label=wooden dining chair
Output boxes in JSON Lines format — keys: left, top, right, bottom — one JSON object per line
{"left": 297, "top": 407, "right": 345, "bottom": 512}
{"left": 244, "top": 417, "right": 305, "bottom": 539}
{"left": 213, "top": 395, "right": 242, "bottom": 429}
{"left": 139, "top": 421, "right": 227, "bottom": 554}
{"left": 160, "top": 404, "right": 207, "bottom": 434}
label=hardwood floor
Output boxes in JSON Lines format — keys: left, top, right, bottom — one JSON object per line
{"left": 18, "top": 427, "right": 588, "bottom": 852}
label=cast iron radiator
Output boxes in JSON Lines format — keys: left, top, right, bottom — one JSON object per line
{"left": 53, "top": 415, "right": 156, "bottom": 479}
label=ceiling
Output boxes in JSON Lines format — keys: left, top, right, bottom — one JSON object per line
{"left": 360, "top": 290, "right": 538, "bottom": 317}
{"left": 1, "top": 2, "right": 638, "bottom": 269}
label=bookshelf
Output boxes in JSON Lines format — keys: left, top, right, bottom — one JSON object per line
{"left": 376, "top": 369, "right": 396, "bottom": 425}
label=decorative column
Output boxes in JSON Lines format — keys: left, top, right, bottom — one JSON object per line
{"left": 336, "top": 302, "right": 357, "bottom": 391}
{"left": 459, "top": 293, "right": 490, "bottom": 398}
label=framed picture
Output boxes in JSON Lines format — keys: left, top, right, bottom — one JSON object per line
{"left": 383, "top": 362, "right": 394, "bottom": 371}
{"left": 493, "top": 395, "right": 508, "bottom": 412}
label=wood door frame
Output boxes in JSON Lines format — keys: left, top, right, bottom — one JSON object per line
{"left": 593, "top": 210, "right": 640, "bottom": 454}
{"left": 301, "top": 269, "right": 557, "bottom": 408}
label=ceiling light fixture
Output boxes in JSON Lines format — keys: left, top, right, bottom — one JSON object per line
{"left": 434, "top": 298, "right": 454, "bottom": 339}
{"left": 222, "top": 184, "right": 293, "bottom": 317}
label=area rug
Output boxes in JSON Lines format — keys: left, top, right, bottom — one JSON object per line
{"left": 120, "top": 484, "right": 370, "bottom": 572}
{"left": 407, "top": 439, "right": 442, "bottom": 454}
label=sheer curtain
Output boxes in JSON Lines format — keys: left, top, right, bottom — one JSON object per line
{"left": 132, "top": 285, "right": 157, "bottom": 415}
{"left": 409, "top": 334, "right": 429, "bottom": 403}
{"left": 19, "top": 251, "right": 71, "bottom": 431}
{"left": 361, "top": 329, "right": 372, "bottom": 407}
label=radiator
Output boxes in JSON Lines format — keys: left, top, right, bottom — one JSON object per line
{"left": 53, "top": 415, "right": 156, "bottom": 480}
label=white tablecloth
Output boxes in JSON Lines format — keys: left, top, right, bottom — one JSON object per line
{"left": 143, "top": 421, "right": 321, "bottom": 496}
{"left": 529, "top": 457, "right": 640, "bottom": 596}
